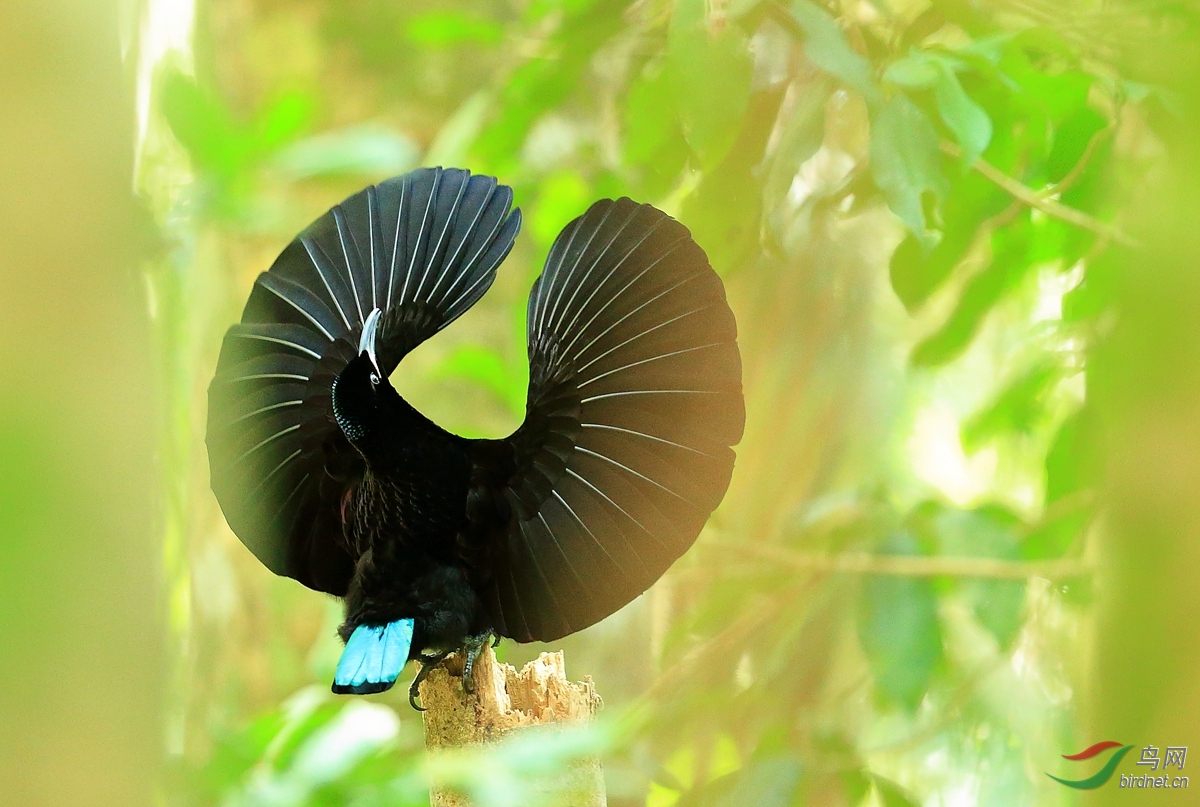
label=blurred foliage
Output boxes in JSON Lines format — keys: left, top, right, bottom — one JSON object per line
{"left": 136, "top": 0, "right": 1176, "bottom": 804}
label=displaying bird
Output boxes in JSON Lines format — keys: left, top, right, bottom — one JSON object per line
{"left": 206, "top": 167, "right": 744, "bottom": 706}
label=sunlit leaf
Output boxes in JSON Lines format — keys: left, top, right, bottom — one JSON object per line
{"left": 790, "top": 0, "right": 880, "bottom": 105}
{"left": 935, "top": 65, "right": 992, "bottom": 165}
{"left": 668, "top": 0, "right": 753, "bottom": 170}
{"left": 870, "top": 94, "right": 949, "bottom": 242}
{"left": 254, "top": 90, "right": 314, "bottom": 151}
{"left": 159, "top": 68, "right": 247, "bottom": 178}
{"left": 883, "top": 54, "right": 940, "bottom": 89}
{"left": 858, "top": 531, "right": 943, "bottom": 710}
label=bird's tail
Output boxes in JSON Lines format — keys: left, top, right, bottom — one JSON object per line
{"left": 332, "top": 618, "right": 414, "bottom": 695}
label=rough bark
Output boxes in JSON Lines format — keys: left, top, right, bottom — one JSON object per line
{"left": 420, "top": 647, "right": 606, "bottom": 807}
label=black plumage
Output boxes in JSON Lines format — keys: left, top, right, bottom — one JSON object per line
{"left": 206, "top": 167, "right": 744, "bottom": 699}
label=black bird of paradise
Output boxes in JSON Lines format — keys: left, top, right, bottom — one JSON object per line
{"left": 207, "top": 168, "right": 744, "bottom": 707}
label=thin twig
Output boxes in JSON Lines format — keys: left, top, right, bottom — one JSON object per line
{"left": 941, "top": 141, "right": 1139, "bottom": 248}
{"left": 1035, "top": 126, "right": 1112, "bottom": 201}
{"left": 706, "top": 542, "right": 1090, "bottom": 579}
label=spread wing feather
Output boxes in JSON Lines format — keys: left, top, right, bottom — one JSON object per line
{"left": 474, "top": 199, "right": 744, "bottom": 641}
{"left": 207, "top": 168, "right": 520, "bottom": 594}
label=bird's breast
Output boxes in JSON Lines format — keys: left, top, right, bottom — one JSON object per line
{"left": 347, "top": 443, "right": 470, "bottom": 562}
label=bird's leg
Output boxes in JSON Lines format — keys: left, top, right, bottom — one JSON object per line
{"left": 408, "top": 650, "right": 451, "bottom": 711}
{"left": 460, "top": 632, "right": 493, "bottom": 694}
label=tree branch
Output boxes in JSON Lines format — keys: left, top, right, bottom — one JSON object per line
{"left": 940, "top": 140, "right": 1140, "bottom": 248}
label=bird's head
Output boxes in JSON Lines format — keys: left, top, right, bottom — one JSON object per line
{"left": 332, "top": 309, "right": 392, "bottom": 446}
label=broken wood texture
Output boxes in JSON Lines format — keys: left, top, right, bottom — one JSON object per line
{"left": 420, "top": 646, "right": 606, "bottom": 807}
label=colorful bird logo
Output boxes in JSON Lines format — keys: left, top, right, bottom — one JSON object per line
{"left": 1047, "top": 741, "right": 1134, "bottom": 789}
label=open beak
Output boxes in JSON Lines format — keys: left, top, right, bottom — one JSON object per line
{"left": 359, "top": 308, "right": 382, "bottom": 374}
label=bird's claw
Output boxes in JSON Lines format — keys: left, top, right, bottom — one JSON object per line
{"left": 408, "top": 650, "right": 450, "bottom": 711}
{"left": 403, "top": 636, "right": 496, "bottom": 707}
{"left": 460, "top": 632, "right": 493, "bottom": 695}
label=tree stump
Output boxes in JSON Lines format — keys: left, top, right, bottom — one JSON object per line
{"left": 419, "top": 646, "right": 606, "bottom": 807}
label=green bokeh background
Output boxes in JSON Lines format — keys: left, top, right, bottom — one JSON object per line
{"left": 2, "top": 0, "right": 1198, "bottom": 805}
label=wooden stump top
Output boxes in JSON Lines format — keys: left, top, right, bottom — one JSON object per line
{"left": 419, "top": 646, "right": 606, "bottom": 806}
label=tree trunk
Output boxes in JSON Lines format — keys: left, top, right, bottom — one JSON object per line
{"left": 419, "top": 647, "right": 606, "bottom": 807}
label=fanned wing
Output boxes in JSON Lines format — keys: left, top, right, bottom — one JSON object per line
{"left": 207, "top": 168, "right": 521, "bottom": 594}
{"left": 471, "top": 199, "right": 744, "bottom": 642}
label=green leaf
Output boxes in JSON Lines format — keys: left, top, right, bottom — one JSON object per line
{"left": 426, "top": 92, "right": 491, "bottom": 168}
{"left": 1024, "top": 406, "right": 1097, "bottom": 559}
{"left": 762, "top": 80, "right": 828, "bottom": 237}
{"left": 712, "top": 755, "right": 803, "bottom": 807}
{"left": 790, "top": 0, "right": 880, "bottom": 104}
{"left": 159, "top": 68, "right": 247, "bottom": 178}
{"left": 272, "top": 125, "right": 418, "bottom": 179}
{"left": 840, "top": 769, "right": 872, "bottom": 805}
{"left": 858, "top": 532, "right": 943, "bottom": 710}
{"left": 1045, "top": 106, "right": 1107, "bottom": 183}
{"left": 679, "top": 86, "right": 784, "bottom": 274}
{"left": 668, "top": 0, "right": 754, "bottom": 170}
{"left": 873, "top": 775, "right": 922, "bottom": 807}
{"left": 935, "top": 65, "right": 992, "bottom": 165}
{"left": 475, "top": 0, "right": 625, "bottom": 171}
{"left": 883, "top": 54, "right": 940, "bottom": 89}
{"left": 623, "top": 63, "right": 681, "bottom": 165}
{"left": 404, "top": 10, "right": 503, "bottom": 47}
{"left": 870, "top": 95, "right": 949, "bottom": 242}
{"left": 254, "top": 91, "right": 314, "bottom": 152}
{"left": 930, "top": 507, "right": 1026, "bottom": 648}
{"left": 622, "top": 62, "right": 688, "bottom": 199}
{"left": 961, "top": 360, "right": 1062, "bottom": 452}
{"left": 1062, "top": 249, "right": 1116, "bottom": 323}
{"left": 910, "top": 214, "right": 1032, "bottom": 366}
{"left": 888, "top": 171, "right": 1010, "bottom": 310}
{"left": 999, "top": 39, "right": 1093, "bottom": 127}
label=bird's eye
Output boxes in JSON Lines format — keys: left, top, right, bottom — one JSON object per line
{"left": 369, "top": 372, "right": 380, "bottom": 387}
